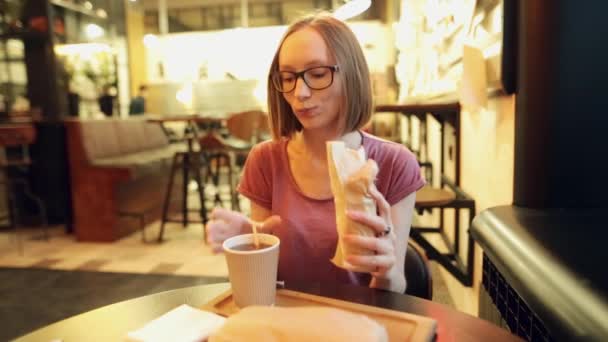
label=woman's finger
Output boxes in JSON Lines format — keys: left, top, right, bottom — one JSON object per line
{"left": 368, "top": 185, "right": 391, "bottom": 223}
{"left": 347, "top": 253, "right": 395, "bottom": 272}
{"left": 206, "top": 220, "right": 231, "bottom": 243}
{"left": 344, "top": 235, "right": 393, "bottom": 255}
{"left": 261, "top": 215, "right": 282, "bottom": 234}
{"left": 210, "top": 242, "right": 224, "bottom": 253}
{"left": 206, "top": 222, "right": 234, "bottom": 254}
{"left": 346, "top": 210, "right": 388, "bottom": 236}
{"left": 210, "top": 207, "right": 241, "bottom": 222}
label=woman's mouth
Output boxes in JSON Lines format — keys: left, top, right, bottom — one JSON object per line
{"left": 295, "top": 107, "right": 317, "bottom": 117}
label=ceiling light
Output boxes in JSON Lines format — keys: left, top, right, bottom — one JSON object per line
{"left": 84, "top": 23, "right": 104, "bottom": 39}
{"left": 333, "top": 0, "right": 372, "bottom": 21}
{"left": 96, "top": 9, "right": 107, "bottom": 18}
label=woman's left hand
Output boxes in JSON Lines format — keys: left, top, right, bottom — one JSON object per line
{"left": 343, "top": 186, "right": 397, "bottom": 279}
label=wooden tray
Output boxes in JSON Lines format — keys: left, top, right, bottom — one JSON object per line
{"left": 202, "top": 289, "right": 437, "bottom": 342}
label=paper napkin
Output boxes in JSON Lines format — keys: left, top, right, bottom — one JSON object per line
{"left": 126, "top": 304, "right": 226, "bottom": 342}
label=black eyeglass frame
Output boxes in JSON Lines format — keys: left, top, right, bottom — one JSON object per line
{"left": 271, "top": 65, "right": 340, "bottom": 93}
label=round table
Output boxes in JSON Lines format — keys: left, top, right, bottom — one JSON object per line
{"left": 15, "top": 282, "right": 521, "bottom": 342}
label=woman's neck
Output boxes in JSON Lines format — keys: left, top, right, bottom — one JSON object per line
{"left": 294, "top": 129, "right": 362, "bottom": 159}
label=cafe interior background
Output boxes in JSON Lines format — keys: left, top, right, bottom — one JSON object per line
{"left": 0, "top": 0, "right": 528, "bottom": 339}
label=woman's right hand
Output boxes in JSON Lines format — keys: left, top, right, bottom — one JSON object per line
{"left": 205, "top": 208, "right": 248, "bottom": 252}
{"left": 205, "top": 207, "right": 282, "bottom": 253}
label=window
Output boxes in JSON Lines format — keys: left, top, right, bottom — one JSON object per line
{"left": 142, "top": 0, "right": 376, "bottom": 34}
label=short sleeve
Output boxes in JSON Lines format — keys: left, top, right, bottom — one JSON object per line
{"left": 237, "top": 142, "right": 273, "bottom": 209}
{"left": 374, "top": 144, "right": 426, "bottom": 206}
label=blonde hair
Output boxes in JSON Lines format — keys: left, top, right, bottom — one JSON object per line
{"left": 267, "top": 13, "right": 373, "bottom": 140}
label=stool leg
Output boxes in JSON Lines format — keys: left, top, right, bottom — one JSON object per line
{"left": 207, "top": 154, "right": 223, "bottom": 207}
{"left": 233, "top": 152, "right": 245, "bottom": 212}
{"left": 227, "top": 153, "right": 238, "bottom": 211}
{"left": 7, "top": 186, "right": 23, "bottom": 255}
{"left": 191, "top": 152, "right": 207, "bottom": 222}
{"left": 32, "top": 196, "right": 48, "bottom": 240}
{"left": 182, "top": 152, "right": 190, "bottom": 227}
{"left": 159, "top": 153, "right": 180, "bottom": 243}
{"left": 190, "top": 153, "right": 207, "bottom": 244}
{"left": 223, "top": 154, "right": 231, "bottom": 206}
{"left": 217, "top": 155, "right": 224, "bottom": 207}
{"left": 203, "top": 152, "right": 212, "bottom": 184}
{"left": 211, "top": 154, "right": 220, "bottom": 186}
{"left": 19, "top": 180, "right": 49, "bottom": 241}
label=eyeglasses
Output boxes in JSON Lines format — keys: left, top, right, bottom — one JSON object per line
{"left": 271, "top": 65, "right": 339, "bottom": 93}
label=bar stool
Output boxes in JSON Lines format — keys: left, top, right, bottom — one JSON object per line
{"left": 0, "top": 124, "right": 48, "bottom": 253}
{"left": 157, "top": 134, "right": 206, "bottom": 243}
{"left": 413, "top": 179, "right": 476, "bottom": 286}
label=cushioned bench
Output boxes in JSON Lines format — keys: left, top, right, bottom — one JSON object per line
{"left": 65, "top": 118, "right": 185, "bottom": 242}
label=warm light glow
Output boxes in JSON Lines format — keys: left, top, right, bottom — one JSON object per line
{"left": 253, "top": 81, "right": 267, "bottom": 109}
{"left": 84, "top": 23, "right": 104, "bottom": 39}
{"left": 472, "top": 13, "right": 485, "bottom": 28}
{"left": 176, "top": 83, "right": 193, "bottom": 109}
{"left": 96, "top": 9, "right": 107, "bottom": 18}
{"left": 423, "top": 0, "right": 442, "bottom": 26}
{"left": 55, "top": 43, "right": 112, "bottom": 57}
{"left": 143, "top": 34, "right": 159, "bottom": 47}
{"left": 333, "top": 0, "right": 372, "bottom": 21}
{"left": 142, "top": 23, "right": 389, "bottom": 89}
{"left": 483, "top": 41, "right": 502, "bottom": 58}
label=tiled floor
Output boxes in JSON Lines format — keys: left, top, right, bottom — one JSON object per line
{"left": 0, "top": 221, "right": 228, "bottom": 278}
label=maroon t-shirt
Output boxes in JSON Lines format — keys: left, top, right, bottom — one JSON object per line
{"left": 237, "top": 131, "right": 425, "bottom": 287}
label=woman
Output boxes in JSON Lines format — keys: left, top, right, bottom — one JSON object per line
{"left": 206, "top": 13, "right": 424, "bottom": 293}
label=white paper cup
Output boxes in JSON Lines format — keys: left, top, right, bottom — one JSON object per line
{"left": 223, "top": 233, "right": 280, "bottom": 308}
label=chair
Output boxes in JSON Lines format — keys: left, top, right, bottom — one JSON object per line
{"left": 225, "top": 110, "right": 270, "bottom": 143}
{"left": 404, "top": 240, "right": 433, "bottom": 300}
{"left": 198, "top": 132, "right": 236, "bottom": 209}
{"left": 0, "top": 124, "right": 48, "bottom": 252}
{"left": 375, "top": 103, "right": 476, "bottom": 287}
{"left": 222, "top": 110, "right": 269, "bottom": 168}
{"left": 202, "top": 110, "right": 270, "bottom": 211}
{"left": 413, "top": 178, "right": 476, "bottom": 286}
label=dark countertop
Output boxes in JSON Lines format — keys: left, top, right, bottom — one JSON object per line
{"left": 471, "top": 205, "right": 608, "bottom": 341}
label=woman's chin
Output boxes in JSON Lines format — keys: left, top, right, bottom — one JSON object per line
{"left": 296, "top": 116, "right": 318, "bottom": 128}
{"left": 297, "top": 116, "right": 334, "bottom": 131}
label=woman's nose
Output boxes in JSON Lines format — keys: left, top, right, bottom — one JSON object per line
{"left": 293, "top": 76, "right": 311, "bottom": 99}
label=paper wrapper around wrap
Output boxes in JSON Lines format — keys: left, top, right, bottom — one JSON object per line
{"left": 327, "top": 141, "right": 379, "bottom": 273}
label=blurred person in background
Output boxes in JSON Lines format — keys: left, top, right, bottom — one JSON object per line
{"left": 129, "top": 85, "right": 147, "bottom": 115}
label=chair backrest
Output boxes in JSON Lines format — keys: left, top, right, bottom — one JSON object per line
{"left": 226, "top": 110, "right": 269, "bottom": 142}
{"left": 197, "top": 132, "right": 226, "bottom": 150}
{"left": 404, "top": 240, "right": 433, "bottom": 300}
{"left": 0, "top": 124, "right": 36, "bottom": 166}
{"left": 0, "top": 124, "right": 36, "bottom": 147}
